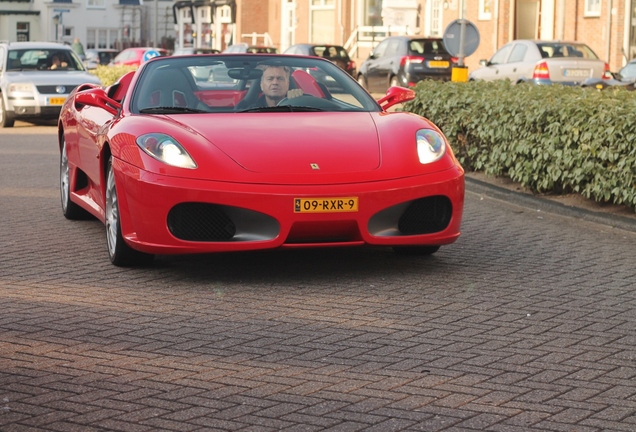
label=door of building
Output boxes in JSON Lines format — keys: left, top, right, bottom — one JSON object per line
{"left": 281, "top": 0, "right": 296, "bottom": 52}
{"left": 516, "top": 0, "right": 540, "bottom": 39}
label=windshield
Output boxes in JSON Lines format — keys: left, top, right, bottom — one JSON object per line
{"left": 537, "top": 43, "right": 599, "bottom": 59}
{"left": 131, "top": 54, "right": 379, "bottom": 114}
{"left": 6, "top": 48, "right": 85, "bottom": 71}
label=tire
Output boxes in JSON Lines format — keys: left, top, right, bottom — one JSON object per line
{"left": 357, "top": 74, "right": 367, "bottom": 90}
{"left": 105, "top": 157, "right": 154, "bottom": 267}
{"left": 60, "top": 136, "right": 90, "bottom": 220}
{"left": 393, "top": 246, "right": 440, "bottom": 256}
{"left": 0, "top": 97, "right": 15, "bottom": 128}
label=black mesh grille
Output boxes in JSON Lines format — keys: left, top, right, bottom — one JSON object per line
{"left": 168, "top": 203, "right": 236, "bottom": 241}
{"left": 398, "top": 196, "right": 452, "bottom": 235}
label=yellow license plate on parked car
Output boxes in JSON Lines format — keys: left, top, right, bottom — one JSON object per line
{"left": 48, "top": 97, "right": 66, "bottom": 105}
{"left": 428, "top": 61, "right": 449, "bottom": 68}
{"left": 294, "top": 197, "right": 358, "bottom": 213}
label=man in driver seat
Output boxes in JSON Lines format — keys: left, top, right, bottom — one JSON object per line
{"left": 252, "top": 65, "right": 304, "bottom": 107}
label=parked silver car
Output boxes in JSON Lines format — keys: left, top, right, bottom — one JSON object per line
{"left": 469, "top": 40, "right": 611, "bottom": 85}
{"left": 1, "top": 41, "right": 102, "bottom": 127}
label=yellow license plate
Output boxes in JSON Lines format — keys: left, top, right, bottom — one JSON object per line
{"left": 294, "top": 197, "right": 358, "bottom": 213}
{"left": 48, "top": 97, "right": 66, "bottom": 105}
{"left": 428, "top": 61, "right": 449, "bottom": 68}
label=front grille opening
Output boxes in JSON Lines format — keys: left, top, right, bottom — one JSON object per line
{"left": 285, "top": 220, "right": 361, "bottom": 244}
{"left": 168, "top": 203, "right": 236, "bottom": 241}
{"left": 398, "top": 196, "right": 452, "bottom": 235}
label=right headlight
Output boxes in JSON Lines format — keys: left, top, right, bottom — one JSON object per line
{"left": 416, "top": 129, "right": 446, "bottom": 164}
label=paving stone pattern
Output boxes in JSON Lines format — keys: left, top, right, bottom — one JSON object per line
{"left": 1, "top": 128, "right": 636, "bottom": 431}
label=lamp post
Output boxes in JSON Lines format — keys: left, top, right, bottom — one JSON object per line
{"left": 53, "top": 14, "right": 60, "bottom": 42}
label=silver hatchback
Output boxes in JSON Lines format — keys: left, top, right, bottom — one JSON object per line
{"left": 469, "top": 40, "right": 611, "bottom": 85}
{"left": 0, "top": 41, "right": 102, "bottom": 127}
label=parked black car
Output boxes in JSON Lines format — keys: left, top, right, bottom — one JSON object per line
{"left": 581, "top": 58, "right": 636, "bottom": 90}
{"left": 357, "top": 36, "right": 456, "bottom": 93}
{"left": 284, "top": 44, "right": 356, "bottom": 77}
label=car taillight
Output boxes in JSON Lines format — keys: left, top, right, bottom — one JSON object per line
{"left": 347, "top": 60, "right": 356, "bottom": 70}
{"left": 533, "top": 61, "right": 550, "bottom": 80}
{"left": 451, "top": 57, "right": 459, "bottom": 64}
{"left": 400, "top": 56, "right": 424, "bottom": 67}
{"left": 603, "top": 63, "right": 612, "bottom": 79}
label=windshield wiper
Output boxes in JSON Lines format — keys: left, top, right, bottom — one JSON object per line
{"left": 237, "top": 105, "right": 325, "bottom": 113}
{"left": 139, "top": 106, "right": 208, "bottom": 114}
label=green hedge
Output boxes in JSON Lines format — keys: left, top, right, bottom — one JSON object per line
{"left": 89, "top": 65, "right": 137, "bottom": 87}
{"left": 403, "top": 80, "right": 636, "bottom": 211}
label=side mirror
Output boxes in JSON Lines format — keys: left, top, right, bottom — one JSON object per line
{"left": 479, "top": 59, "right": 488, "bottom": 66}
{"left": 368, "top": 52, "right": 377, "bottom": 60}
{"left": 74, "top": 87, "right": 120, "bottom": 115}
{"left": 106, "top": 70, "right": 135, "bottom": 101}
{"left": 377, "top": 86, "right": 415, "bottom": 111}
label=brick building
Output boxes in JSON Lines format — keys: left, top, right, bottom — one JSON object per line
{"left": 1, "top": 0, "right": 634, "bottom": 73}
{"left": 226, "top": 0, "right": 635, "bottom": 73}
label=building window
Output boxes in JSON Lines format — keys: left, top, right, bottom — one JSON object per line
{"left": 87, "top": 0, "right": 106, "bottom": 9}
{"left": 311, "top": 0, "right": 335, "bottom": 44}
{"left": 430, "top": 0, "right": 441, "bottom": 35}
{"left": 17, "top": 22, "right": 30, "bottom": 41}
{"left": 585, "top": 0, "right": 601, "bottom": 17}
{"left": 362, "top": 0, "right": 382, "bottom": 26}
{"left": 479, "top": 0, "right": 492, "bottom": 20}
{"left": 86, "top": 28, "right": 118, "bottom": 49}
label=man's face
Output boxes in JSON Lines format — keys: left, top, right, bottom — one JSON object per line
{"left": 261, "top": 67, "right": 289, "bottom": 100}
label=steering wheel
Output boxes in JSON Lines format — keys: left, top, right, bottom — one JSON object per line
{"left": 278, "top": 94, "right": 339, "bottom": 110}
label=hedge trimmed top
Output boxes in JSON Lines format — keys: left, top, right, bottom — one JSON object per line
{"left": 403, "top": 80, "right": 636, "bottom": 211}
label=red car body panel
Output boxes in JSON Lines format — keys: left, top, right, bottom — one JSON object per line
{"left": 58, "top": 54, "right": 464, "bottom": 260}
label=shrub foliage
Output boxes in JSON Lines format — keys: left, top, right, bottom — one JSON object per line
{"left": 404, "top": 80, "right": 636, "bottom": 211}
{"left": 90, "top": 65, "right": 137, "bottom": 87}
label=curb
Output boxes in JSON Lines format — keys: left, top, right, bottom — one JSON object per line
{"left": 465, "top": 176, "right": 636, "bottom": 234}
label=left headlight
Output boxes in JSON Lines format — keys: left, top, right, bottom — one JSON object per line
{"left": 136, "top": 133, "right": 197, "bottom": 169}
{"left": 416, "top": 129, "right": 446, "bottom": 164}
{"left": 8, "top": 83, "right": 35, "bottom": 93}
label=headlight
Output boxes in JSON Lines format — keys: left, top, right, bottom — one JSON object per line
{"left": 136, "top": 133, "right": 197, "bottom": 169}
{"left": 416, "top": 129, "right": 446, "bottom": 164}
{"left": 8, "top": 83, "right": 34, "bottom": 93}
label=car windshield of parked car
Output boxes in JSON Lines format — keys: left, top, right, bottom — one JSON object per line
{"left": 619, "top": 62, "right": 636, "bottom": 80}
{"left": 131, "top": 55, "right": 379, "bottom": 114}
{"left": 409, "top": 39, "right": 448, "bottom": 55}
{"left": 311, "top": 46, "right": 349, "bottom": 60}
{"left": 246, "top": 47, "right": 278, "bottom": 54}
{"left": 537, "top": 43, "right": 598, "bottom": 59}
{"left": 6, "top": 48, "right": 84, "bottom": 71}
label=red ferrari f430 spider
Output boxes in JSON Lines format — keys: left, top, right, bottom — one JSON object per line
{"left": 58, "top": 54, "right": 464, "bottom": 266}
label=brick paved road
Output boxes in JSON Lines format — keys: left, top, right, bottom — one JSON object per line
{"left": 1, "top": 125, "right": 636, "bottom": 431}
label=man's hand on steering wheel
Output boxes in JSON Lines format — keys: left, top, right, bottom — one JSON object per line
{"left": 287, "top": 88, "right": 304, "bottom": 99}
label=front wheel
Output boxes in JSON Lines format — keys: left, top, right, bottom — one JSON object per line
{"left": 393, "top": 246, "right": 440, "bottom": 256}
{"left": 60, "top": 136, "right": 90, "bottom": 220}
{"left": 0, "top": 97, "right": 15, "bottom": 128}
{"left": 105, "top": 157, "right": 154, "bottom": 267}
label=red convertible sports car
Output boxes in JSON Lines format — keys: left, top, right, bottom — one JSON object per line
{"left": 58, "top": 54, "right": 464, "bottom": 266}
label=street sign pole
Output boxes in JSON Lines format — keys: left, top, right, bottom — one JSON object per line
{"left": 454, "top": 0, "right": 468, "bottom": 81}
{"left": 458, "top": 0, "right": 466, "bottom": 67}
{"left": 443, "top": 0, "right": 479, "bottom": 83}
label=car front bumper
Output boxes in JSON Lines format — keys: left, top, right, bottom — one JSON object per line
{"left": 112, "top": 158, "right": 465, "bottom": 255}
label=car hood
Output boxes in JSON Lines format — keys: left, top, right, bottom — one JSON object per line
{"left": 182, "top": 112, "right": 380, "bottom": 174}
{"left": 5, "top": 71, "right": 101, "bottom": 85}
